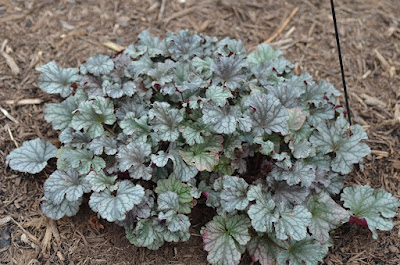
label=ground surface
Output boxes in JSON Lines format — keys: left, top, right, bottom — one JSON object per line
{"left": 0, "top": 0, "right": 400, "bottom": 264}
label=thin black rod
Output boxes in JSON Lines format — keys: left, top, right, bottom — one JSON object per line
{"left": 330, "top": 0, "right": 352, "bottom": 125}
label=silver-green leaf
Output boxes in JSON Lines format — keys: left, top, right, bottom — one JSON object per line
{"left": 6, "top": 138, "right": 57, "bottom": 174}
{"left": 89, "top": 180, "right": 145, "bottom": 222}
{"left": 36, "top": 61, "right": 80, "bottom": 97}
{"left": 44, "top": 169, "right": 90, "bottom": 204}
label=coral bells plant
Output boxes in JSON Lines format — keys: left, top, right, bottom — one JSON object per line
{"left": 6, "top": 30, "right": 399, "bottom": 265}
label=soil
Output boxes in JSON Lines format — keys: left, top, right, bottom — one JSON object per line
{"left": 1, "top": 0, "right": 400, "bottom": 264}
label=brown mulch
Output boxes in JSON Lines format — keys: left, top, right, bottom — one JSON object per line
{"left": 1, "top": 0, "right": 400, "bottom": 264}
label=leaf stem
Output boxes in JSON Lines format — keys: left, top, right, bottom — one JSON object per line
{"left": 103, "top": 124, "right": 116, "bottom": 137}
{"left": 265, "top": 234, "right": 287, "bottom": 251}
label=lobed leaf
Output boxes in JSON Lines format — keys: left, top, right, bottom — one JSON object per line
{"left": 211, "top": 55, "right": 248, "bottom": 90}
{"left": 270, "top": 161, "right": 316, "bottom": 188}
{"left": 155, "top": 176, "right": 193, "bottom": 214}
{"left": 71, "top": 97, "right": 116, "bottom": 138}
{"left": 42, "top": 197, "right": 82, "bottom": 220}
{"left": 310, "top": 116, "right": 371, "bottom": 174}
{"left": 88, "top": 135, "right": 118, "bottom": 155}
{"left": 6, "top": 138, "right": 57, "bottom": 174}
{"left": 36, "top": 61, "right": 80, "bottom": 97}
{"left": 57, "top": 147, "right": 105, "bottom": 174}
{"left": 341, "top": 185, "right": 399, "bottom": 239}
{"left": 44, "top": 169, "right": 90, "bottom": 204}
{"left": 274, "top": 203, "right": 312, "bottom": 241}
{"left": 85, "top": 171, "right": 118, "bottom": 192}
{"left": 117, "top": 142, "right": 152, "bottom": 180}
{"left": 89, "top": 180, "right": 145, "bottom": 222}
{"left": 126, "top": 218, "right": 165, "bottom": 250}
{"left": 247, "top": 44, "right": 282, "bottom": 65}
{"left": 201, "top": 215, "right": 251, "bottom": 265}
{"left": 220, "top": 175, "right": 249, "bottom": 212}
{"left": 246, "top": 93, "right": 289, "bottom": 135}
{"left": 85, "top": 54, "right": 114, "bottom": 76}
{"left": 277, "top": 236, "right": 328, "bottom": 265}
{"left": 247, "top": 234, "right": 278, "bottom": 265}
{"left": 306, "top": 192, "right": 348, "bottom": 243}
{"left": 247, "top": 185, "right": 277, "bottom": 233}
{"left": 44, "top": 90, "right": 86, "bottom": 131}
{"left": 148, "top": 102, "right": 183, "bottom": 141}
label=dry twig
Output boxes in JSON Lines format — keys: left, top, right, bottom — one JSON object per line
{"left": 158, "top": 0, "right": 167, "bottom": 21}
{"left": 0, "top": 216, "right": 12, "bottom": 226}
{"left": 359, "top": 93, "right": 386, "bottom": 108}
{"left": 264, "top": 6, "right": 299, "bottom": 44}
{"left": 0, "top": 106, "right": 19, "bottom": 123}
{"left": 0, "top": 13, "right": 26, "bottom": 24}
{"left": 371, "top": 150, "right": 389, "bottom": 158}
{"left": 10, "top": 217, "right": 39, "bottom": 243}
{"left": 163, "top": 6, "right": 197, "bottom": 26}
{"left": 374, "top": 48, "right": 396, "bottom": 78}
{"left": 1, "top": 52, "right": 20, "bottom": 75}
{"left": 5, "top": 124, "right": 19, "bottom": 148}
{"left": 4, "top": 98, "right": 43, "bottom": 105}
{"left": 1, "top": 40, "right": 20, "bottom": 75}
{"left": 103, "top": 41, "right": 125, "bottom": 52}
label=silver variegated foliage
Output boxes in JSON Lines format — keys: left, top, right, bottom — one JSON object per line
{"left": 274, "top": 203, "right": 312, "bottom": 241}
{"left": 36, "top": 61, "right": 80, "bottom": 97}
{"left": 148, "top": 101, "right": 183, "bottom": 141}
{"left": 310, "top": 115, "right": 371, "bottom": 174}
{"left": 220, "top": 175, "right": 249, "bottom": 212}
{"left": 6, "top": 138, "right": 57, "bottom": 174}
{"left": 84, "top": 54, "right": 114, "bottom": 76}
{"left": 201, "top": 215, "right": 251, "bottom": 265}
{"left": 42, "top": 197, "right": 82, "bottom": 220}
{"left": 306, "top": 192, "right": 348, "bottom": 243}
{"left": 89, "top": 180, "right": 144, "bottom": 222}
{"left": 44, "top": 169, "right": 90, "bottom": 204}
{"left": 117, "top": 142, "right": 152, "bottom": 180}
{"left": 341, "top": 185, "right": 399, "bottom": 239}
{"left": 246, "top": 93, "right": 289, "bottom": 135}
{"left": 247, "top": 185, "right": 277, "bottom": 233}
{"left": 8, "top": 30, "right": 389, "bottom": 265}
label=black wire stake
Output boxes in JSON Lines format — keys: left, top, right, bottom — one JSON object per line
{"left": 330, "top": 0, "right": 352, "bottom": 125}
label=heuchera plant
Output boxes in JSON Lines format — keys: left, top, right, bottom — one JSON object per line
{"left": 6, "top": 30, "right": 399, "bottom": 265}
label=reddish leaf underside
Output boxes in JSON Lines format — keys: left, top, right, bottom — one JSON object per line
{"left": 348, "top": 216, "right": 372, "bottom": 234}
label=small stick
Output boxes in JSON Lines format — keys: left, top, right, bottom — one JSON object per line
{"left": 1, "top": 39, "right": 7, "bottom": 52}
{"left": 4, "top": 98, "right": 43, "bottom": 105}
{"left": 10, "top": 217, "right": 39, "bottom": 243}
{"left": 264, "top": 6, "right": 299, "bottom": 44}
{"left": 0, "top": 106, "right": 19, "bottom": 123}
{"left": 6, "top": 124, "right": 19, "bottom": 148}
{"left": 103, "top": 41, "right": 125, "bottom": 52}
{"left": 360, "top": 93, "right": 386, "bottom": 108}
{"left": 0, "top": 216, "right": 12, "bottom": 226}
{"left": 158, "top": 0, "right": 167, "bottom": 21}
{"left": 374, "top": 49, "right": 391, "bottom": 71}
{"left": 103, "top": 124, "right": 116, "bottom": 137}
{"left": 371, "top": 150, "right": 389, "bottom": 158}
{"left": 269, "top": 38, "right": 293, "bottom": 47}
{"left": 163, "top": 6, "right": 197, "bottom": 26}
{"left": 0, "top": 13, "right": 26, "bottom": 24}
{"left": 1, "top": 39, "right": 20, "bottom": 75}
{"left": 1, "top": 52, "right": 20, "bottom": 75}
{"left": 394, "top": 103, "right": 400, "bottom": 123}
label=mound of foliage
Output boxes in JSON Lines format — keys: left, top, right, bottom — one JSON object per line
{"left": 6, "top": 30, "right": 399, "bottom": 265}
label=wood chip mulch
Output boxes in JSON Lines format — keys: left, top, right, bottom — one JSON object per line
{"left": 0, "top": 0, "right": 399, "bottom": 264}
